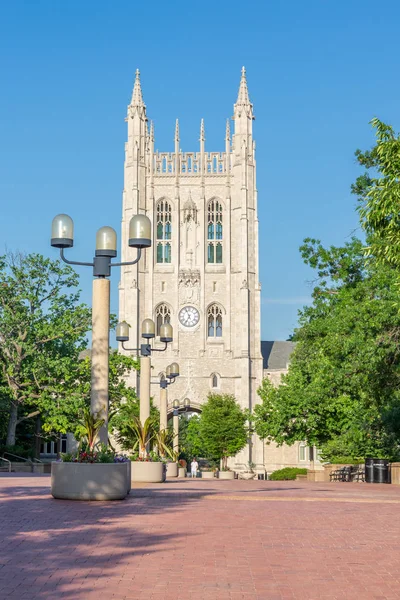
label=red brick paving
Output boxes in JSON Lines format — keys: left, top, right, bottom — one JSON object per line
{"left": 0, "top": 475, "right": 400, "bottom": 599}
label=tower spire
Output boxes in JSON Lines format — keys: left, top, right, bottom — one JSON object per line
{"left": 130, "top": 69, "right": 145, "bottom": 107}
{"left": 225, "top": 118, "right": 231, "bottom": 141}
{"left": 175, "top": 118, "right": 180, "bottom": 142}
{"left": 233, "top": 66, "right": 254, "bottom": 140}
{"left": 236, "top": 66, "right": 251, "bottom": 106}
{"left": 200, "top": 118, "right": 205, "bottom": 142}
{"left": 150, "top": 120, "right": 154, "bottom": 142}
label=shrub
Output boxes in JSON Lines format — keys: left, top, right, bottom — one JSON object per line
{"left": 326, "top": 457, "right": 364, "bottom": 465}
{"left": 269, "top": 467, "right": 308, "bottom": 481}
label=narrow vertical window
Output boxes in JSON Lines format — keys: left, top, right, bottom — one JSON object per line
{"left": 207, "top": 200, "right": 223, "bottom": 263}
{"left": 212, "top": 374, "right": 219, "bottom": 388}
{"left": 156, "top": 200, "right": 172, "bottom": 263}
{"left": 207, "top": 304, "right": 223, "bottom": 338}
{"left": 155, "top": 304, "right": 171, "bottom": 336}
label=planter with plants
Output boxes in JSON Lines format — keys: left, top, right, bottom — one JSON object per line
{"left": 218, "top": 467, "right": 235, "bottom": 480}
{"left": 166, "top": 461, "right": 178, "bottom": 477}
{"left": 51, "top": 448, "right": 130, "bottom": 500}
{"left": 51, "top": 408, "right": 130, "bottom": 500}
{"left": 238, "top": 462, "right": 257, "bottom": 480}
{"left": 128, "top": 417, "right": 167, "bottom": 483}
{"left": 178, "top": 459, "right": 187, "bottom": 478}
{"left": 130, "top": 452, "right": 166, "bottom": 482}
{"left": 201, "top": 468, "right": 216, "bottom": 479}
{"left": 156, "top": 427, "right": 179, "bottom": 478}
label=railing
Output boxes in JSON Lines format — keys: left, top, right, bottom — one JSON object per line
{"left": 0, "top": 457, "right": 11, "bottom": 473}
{"left": 2, "top": 452, "right": 43, "bottom": 464}
{"left": 153, "top": 151, "right": 229, "bottom": 175}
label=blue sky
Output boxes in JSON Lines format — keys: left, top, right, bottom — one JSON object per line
{"left": 0, "top": 0, "right": 399, "bottom": 341}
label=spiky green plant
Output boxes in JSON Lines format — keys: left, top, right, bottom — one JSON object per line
{"left": 127, "top": 416, "right": 155, "bottom": 458}
{"left": 76, "top": 407, "right": 105, "bottom": 451}
{"left": 155, "top": 428, "right": 178, "bottom": 461}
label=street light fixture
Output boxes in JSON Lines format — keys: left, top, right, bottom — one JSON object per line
{"left": 116, "top": 319, "right": 174, "bottom": 424}
{"left": 158, "top": 364, "right": 180, "bottom": 432}
{"left": 172, "top": 399, "right": 180, "bottom": 455}
{"left": 51, "top": 212, "right": 150, "bottom": 444}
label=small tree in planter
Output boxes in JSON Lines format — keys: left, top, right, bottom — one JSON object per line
{"left": 156, "top": 429, "right": 179, "bottom": 477}
{"left": 127, "top": 416, "right": 155, "bottom": 458}
{"left": 127, "top": 417, "right": 166, "bottom": 483}
{"left": 199, "top": 394, "right": 248, "bottom": 473}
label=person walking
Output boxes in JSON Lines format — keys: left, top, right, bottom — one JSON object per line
{"left": 191, "top": 458, "right": 199, "bottom": 478}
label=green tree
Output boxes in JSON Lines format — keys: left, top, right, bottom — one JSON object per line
{"left": 354, "top": 118, "right": 400, "bottom": 267}
{"left": 0, "top": 252, "right": 91, "bottom": 446}
{"left": 254, "top": 238, "right": 400, "bottom": 461}
{"left": 178, "top": 413, "right": 208, "bottom": 462}
{"left": 198, "top": 394, "right": 248, "bottom": 468}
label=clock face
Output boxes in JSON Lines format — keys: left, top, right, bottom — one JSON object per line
{"left": 179, "top": 306, "right": 200, "bottom": 328}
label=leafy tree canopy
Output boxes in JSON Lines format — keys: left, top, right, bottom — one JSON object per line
{"left": 0, "top": 252, "right": 91, "bottom": 445}
{"left": 254, "top": 238, "right": 400, "bottom": 461}
{"left": 354, "top": 118, "right": 400, "bottom": 268}
{"left": 198, "top": 394, "right": 248, "bottom": 468}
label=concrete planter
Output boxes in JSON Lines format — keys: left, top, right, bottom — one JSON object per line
{"left": 166, "top": 462, "right": 178, "bottom": 477}
{"left": 218, "top": 471, "right": 235, "bottom": 480}
{"left": 126, "top": 460, "right": 131, "bottom": 493}
{"left": 201, "top": 471, "right": 215, "bottom": 479}
{"left": 130, "top": 461, "right": 165, "bottom": 483}
{"left": 51, "top": 462, "right": 128, "bottom": 501}
{"left": 239, "top": 471, "right": 256, "bottom": 480}
{"left": 178, "top": 467, "right": 187, "bottom": 478}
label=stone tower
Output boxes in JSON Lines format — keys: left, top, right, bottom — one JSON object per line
{"left": 119, "top": 68, "right": 264, "bottom": 469}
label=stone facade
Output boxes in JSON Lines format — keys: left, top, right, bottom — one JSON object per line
{"left": 118, "top": 69, "right": 318, "bottom": 473}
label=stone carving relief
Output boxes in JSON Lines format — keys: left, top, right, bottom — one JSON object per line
{"left": 179, "top": 269, "right": 200, "bottom": 306}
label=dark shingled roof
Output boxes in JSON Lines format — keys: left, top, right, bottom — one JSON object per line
{"left": 261, "top": 341, "right": 296, "bottom": 370}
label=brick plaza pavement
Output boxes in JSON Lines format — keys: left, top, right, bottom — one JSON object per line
{"left": 0, "top": 475, "right": 400, "bottom": 600}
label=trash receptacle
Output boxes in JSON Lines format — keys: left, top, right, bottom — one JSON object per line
{"left": 373, "top": 459, "right": 390, "bottom": 484}
{"left": 365, "top": 457, "right": 374, "bottom": 483}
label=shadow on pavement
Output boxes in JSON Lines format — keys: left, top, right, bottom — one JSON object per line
{"left": 0, "top": 477, "right": 217, "bottom": 599}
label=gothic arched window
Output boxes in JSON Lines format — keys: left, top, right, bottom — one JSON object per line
{"left": 155, "top": 304, "right": 171, "bottom": 336}
{"left": 156, "top": 200, "right": 172, "bottom": 263}
{"left": 211, "top": 373, "right": 220, "bottom": 389}
{"left": 207, "top": 199, "right": 223, "bottom": 264}
{"left": 207, "top": 304, "right": 223, "bottom": 338}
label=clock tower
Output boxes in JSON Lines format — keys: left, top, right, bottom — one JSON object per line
{"left": 119, "top": 68, "right": 264, "bottom": 469}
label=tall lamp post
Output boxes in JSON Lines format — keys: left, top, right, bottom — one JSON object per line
{"left": 171, "top": 398, "right": 190, "bottom": 456}
{"left": 50, "top": 213, "right": 151, "bottom": 444}
{"left": 159, "top": 363, "right": 180, "bottom": 432}
{"left": 173, "top": 399, "right": 180, "bottom": 456}
{"left": 116, "top": 319, "right": 173, "bottom": 424}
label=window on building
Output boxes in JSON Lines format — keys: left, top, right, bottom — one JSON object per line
{"left": 40, "top": 434, "right": 67, "bottom": 456}
{"left": 155, "top": 304, "right": 171, "bottom": 336}
{"left": 207, "top": 304, "right": 223, "bottom": 338}
{"left": 156, "top": 200, "right": 172, "bottom": 263}
{"left": 299, "top": 443, "right": 307, "bottom": 462}
{"left": 211, "top": 373, "right": 220, "bottom": 388}
{"left": 207, "top": 200, "right": 223, "bottom": 263}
